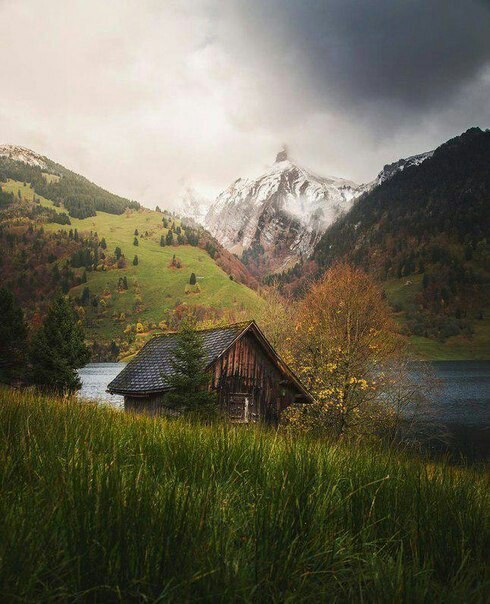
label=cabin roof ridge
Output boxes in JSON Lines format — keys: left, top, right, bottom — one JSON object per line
{"left": 149, "top": 320, "right": 253, "bottom": 340}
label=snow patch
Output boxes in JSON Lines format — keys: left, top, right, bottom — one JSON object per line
{"left": 0, "top": 144, "right": 48, "bottom": 169}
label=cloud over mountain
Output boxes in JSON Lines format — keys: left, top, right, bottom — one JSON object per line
{"left": 1, "top": 0, "right": 488, "bottom": 207}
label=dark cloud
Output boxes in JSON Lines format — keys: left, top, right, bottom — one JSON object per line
{"left": 1, "top": 0, "right": 489, "bottom": 202}
{"left": 223, "top": 0, "right": 490, "bottom": 113}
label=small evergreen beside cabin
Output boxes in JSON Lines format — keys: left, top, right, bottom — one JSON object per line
{"left": 108, "top": 321, "right": 312, "bottom": 422}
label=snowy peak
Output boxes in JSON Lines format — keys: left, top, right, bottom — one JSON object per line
{"left": 376, "top": 150, "right": 434, "bottom": 185}
{"left": 275, "top": 147, "right": 288, "bottom": 163}
{"left": 205, "top": 153, "right": 364, "bottom": 273}
{"left": 0, "top": 144, "right": 48, "bottom": 169}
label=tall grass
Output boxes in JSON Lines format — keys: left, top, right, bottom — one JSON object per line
{"left": 0, "top": 388, "right": 488, "bottom": 602}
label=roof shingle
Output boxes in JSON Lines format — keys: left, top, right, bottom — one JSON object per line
{"left": 107, "top": 322, "right": 249, "bottom": 395}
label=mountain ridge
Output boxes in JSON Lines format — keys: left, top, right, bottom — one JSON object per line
{"left": 205, "top": 150, "right": 365, "bottom": 274}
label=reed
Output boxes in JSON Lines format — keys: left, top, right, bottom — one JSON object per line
{"left": 0, "top": 388, "right": 488, "bottom": 602}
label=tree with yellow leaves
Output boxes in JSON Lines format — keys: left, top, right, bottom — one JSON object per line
{"left": 283, "top": 262, "right": 410, "bottom": 438}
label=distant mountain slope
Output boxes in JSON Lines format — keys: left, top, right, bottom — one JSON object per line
{"left": 205, "top": 150, "right": 365, "bottom": 275}
{"left": 0, "top": 144, "right": 140, "bottom": 218}
{"left": 0, "top": 149, "right": 262, "bottom": 360}
{"left": 281, "top": 127, "right": 490, "bottom": 358}
{"left": 375, "top": 150, "right": 434, "bottom": 185}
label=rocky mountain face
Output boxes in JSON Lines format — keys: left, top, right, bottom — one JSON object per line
{"left": 205, "top": 150, "right": 364, "bottom": 274}
{"left": 0, "top": 144, "right": 48, "bottom": 169}
{"left": 375, "top": 150, "right": 434, "bottom": 185}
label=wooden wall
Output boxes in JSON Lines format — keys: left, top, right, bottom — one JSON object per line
{"left": 209, "top": 331, "right": 303, "bottom": 423}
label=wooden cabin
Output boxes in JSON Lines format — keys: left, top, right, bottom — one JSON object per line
{"left": 107, "top": 321, "right": 312, "bottom": 423}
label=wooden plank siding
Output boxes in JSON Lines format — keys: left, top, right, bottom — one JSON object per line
{"left": 209, "top": 331, "right": 300, "bottom": 423}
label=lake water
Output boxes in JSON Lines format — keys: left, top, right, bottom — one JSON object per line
{"left": 78, "top": 363, "right": 125, "bottom": 408}
{"left": 78, "top": 361, "right": 490, "bottom": 459}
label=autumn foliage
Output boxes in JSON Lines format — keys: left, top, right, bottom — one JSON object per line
{"left": 260, "top": 263, "right": 424, "bottom": 438}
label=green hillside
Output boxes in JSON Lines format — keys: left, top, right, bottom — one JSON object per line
{"left": 0, "top": 177, "right": 262, "bottom": 359}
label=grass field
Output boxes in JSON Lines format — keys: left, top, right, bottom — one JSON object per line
{"left": 2, "top": 179, "right": 263, "bottom": 344}
{"left": 0, "top": 388, "right": 488, "bottom": 602}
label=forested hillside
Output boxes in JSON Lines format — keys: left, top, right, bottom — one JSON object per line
{"left": 0, "top": 153, "right": 262, "bottom": 361}
{"left": 279, "top": 128, "right": 490, "bottom": 359}
{"left": 0, "top": 151, "right": 140, "bottom": 218}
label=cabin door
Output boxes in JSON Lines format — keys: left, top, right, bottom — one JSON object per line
{"left": 227, "top": 393, "right": 258, "bottom": 423}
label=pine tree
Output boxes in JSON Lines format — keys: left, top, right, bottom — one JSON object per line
{"left": 100, "top": 237, "right": 107, "bottom": 249}
{"left": 134, "top": 228, "right": 139, "bottom": 236}
{"left": 115, "top": 247, "right": 122, "bottom": 260}
{"left": 81, "top": 286, "right": 90, "bottom": 305}
{"left": 133, "top": 237, "right": 139, "bottom": 246}
{"left": 160, "top": 235, "right": 166, "bottom": 247}
{"left": 166, "top": 230, "right": 173, "bottom": 245}
{"left": 29, "top": 296, "right": 90, "bottom": 393}
{"left": 189, "top": 272, "right": 196, "bottom": 285}
{"left": 165, "top": 321, "right": 218, "bottom": 416}
{"left": 0, "top": 288, "right": 27, "bottom": 382}
{"left": 123, "top": 276, "right": 128, "bottom": 289}
{"left": 133, "top": 255, "right": 139, "bottom": 266}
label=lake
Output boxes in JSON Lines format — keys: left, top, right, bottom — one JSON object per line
{"left": 78, "top": 361, "right": 490, "bottom": 459}
{"left": 79, "top": 363, "right": 125, "bottom": 408}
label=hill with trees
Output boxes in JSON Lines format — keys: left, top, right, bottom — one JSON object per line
{"left": 277, "top": 128, "right": 490, "bottom": 359}
{"left": 0, "top": 151, "right": 262, "bottom": 361}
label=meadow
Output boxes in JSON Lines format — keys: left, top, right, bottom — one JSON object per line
{"left": 0, "top": 388, "right": 488, "bottom": 602}
{"left": 1, "top": 179, "right": 262, "bottom": 344}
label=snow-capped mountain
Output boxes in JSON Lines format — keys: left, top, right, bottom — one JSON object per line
{"left": 0, "top": 144, "right": 48, "bottom": 169}
{"left": 205, "top": 150, "right": 364, "bottom": 272}
{"left": 376, "top": 150, "right": 434, "bottom": 185}
{"left": 177, "top": 186, "right": 209, "bottom": 224}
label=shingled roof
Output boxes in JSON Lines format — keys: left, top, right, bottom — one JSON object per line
{"left": 107, "top": 322, "right": 250, "bottom": 395}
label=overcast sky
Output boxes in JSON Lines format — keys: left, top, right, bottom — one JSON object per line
{"left": 1, "top": 0, "right": 489, "bottom": 208}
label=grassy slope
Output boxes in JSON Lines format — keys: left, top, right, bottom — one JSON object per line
{"left": 2, "top": 179, "right": 262, "bottom": 343}
{"left": 0, "top": 389, "right": 488, "bottom": 602}
{"left": 384, "top": 274, "right": 490, "bottom": 360}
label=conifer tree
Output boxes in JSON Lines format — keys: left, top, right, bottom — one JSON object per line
{"left": 133, "top": 255, "right": 139, "bottom": 266}
{"left": 160, "top": 235, "right": 166, "bottom": 247}
{"left": 0, "top": 288, "right": 27, "bottom": 382}
{"left": 133, "top": 237, "right": 139, "bottom": 246}
{"left": 81, "top": 286, "right": 90, "bottom": 305}
{"left": 166, "top": 230, "right": 173, "bottom": 245}
{"left": 189, "top": 272, "right": 196, "bottom": 285}
{"left": 165, "top": 320, "right": 217, "bottom": 416}
{"left": 29, "top": 295, "right": 90, "bottom": 393}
